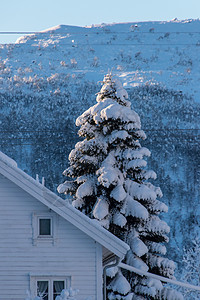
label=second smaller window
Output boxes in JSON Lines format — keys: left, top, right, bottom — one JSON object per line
{"left": 38, "top": 218, "right": 52, "bottom": 237}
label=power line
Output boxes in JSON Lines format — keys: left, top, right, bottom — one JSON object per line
{"left": 0, "top": 129, "right": 199, "bottom": 133}
{"left": 1, "top": 137, "right": 199, "bottom": 142}
{"left": 11, "top": 42, "right": 200, "bottom": 47}
{"left": 0, "top": 31, "right": 200, "bottom": 35}
{"left": 0, "top": 68, "right": 196, "bottom": 73}
{"left": 1, "top": 139, "right": 200, "bottom": 146}
{"left": 0, "top": 133, "right": 200, "bottom": 141}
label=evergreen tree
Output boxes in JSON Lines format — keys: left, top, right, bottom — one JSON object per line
{"left": 58, "top": 74, "right": 183, "bottom": 299}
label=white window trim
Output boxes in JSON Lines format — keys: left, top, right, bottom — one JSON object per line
{"left": 32, "top": 212, "right": 58, "bottom": 245}
{"left": 30, "top": 274, "right": 71, "bottom": 299}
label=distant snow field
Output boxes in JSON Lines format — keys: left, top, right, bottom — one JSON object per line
{"left": 0, "top": 19, "right": 200, "bottom": 102}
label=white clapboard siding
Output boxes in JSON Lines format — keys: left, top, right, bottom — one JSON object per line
{"left": 0, "top": 174, "right": 99, "bottom": 300}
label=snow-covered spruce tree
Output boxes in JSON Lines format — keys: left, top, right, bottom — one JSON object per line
{"left": 58, "top": 74, "right": 183, "bottom": 299}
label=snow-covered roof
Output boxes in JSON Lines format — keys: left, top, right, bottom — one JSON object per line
{"left": 0, "top": 151, "right": 129, "bottom": 259}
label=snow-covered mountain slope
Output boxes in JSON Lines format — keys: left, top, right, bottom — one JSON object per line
{"left": 1, "top": 19, "right": 200, "bottom": 101}
{"left": 0, "top": 20, "right": 199, "bottom": 281}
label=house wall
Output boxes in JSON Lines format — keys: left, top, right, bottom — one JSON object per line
{"left": 0, "top": 173, "right": 102, "bottom": 300}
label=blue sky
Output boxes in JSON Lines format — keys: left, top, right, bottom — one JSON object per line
{"left": 1, "top": 0, "right": 200, "bottom": 44}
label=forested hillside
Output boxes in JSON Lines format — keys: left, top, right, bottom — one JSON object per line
{"left": 0, "top": 20, "right": 199, "bottom": 280}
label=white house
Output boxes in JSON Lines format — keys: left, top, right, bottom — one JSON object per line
{"left": 0, "top": 151, "right": 129, "bottom": 300}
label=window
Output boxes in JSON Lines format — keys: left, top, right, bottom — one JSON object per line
{"left": 32, "top": 212, "right": 58, "bottom": 245}
{"left": 37, "top": 280, "right": 49, "bottom": 300}
{"left": 30, "top": 275, "right": 70, "bottom": 300}
{"left": 39, "top": 218, "right": 52, "bottom": 236}
{"left": 53, "top": 281, "right": 65, "bottom": 299}
{"left": 37, "top": 279, "right": 65, "bottom": 300}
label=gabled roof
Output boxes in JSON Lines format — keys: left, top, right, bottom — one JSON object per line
{"left": 0, "top": 151, "right": 129, "bottom": 259}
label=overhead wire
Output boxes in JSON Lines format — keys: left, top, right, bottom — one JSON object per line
{"left": 0, "top": 31, "right": 200, "bottom": 34}
{"left": 5, "top": 42, "right": 200, "bottom": 46}
{"left": 0, "top": 129, "right": 199, "bottom": 133}
{"left": 1, "top": 30, "right": 200, "bottom": 46}
{"left": 0, "top": 130, "right": 200, "bottom": 147}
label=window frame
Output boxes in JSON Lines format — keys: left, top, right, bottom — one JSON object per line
{"left": 30, "top": 275, "right": 71, "bottom": 300}
{"left": 36, "top": 279, "right": 50, "bottom": 299}
{"left": 32, "top": 212, "right": 58, "bottom": 245}
{"left": 52, "top": 279, "right": 66, "bottom": 299}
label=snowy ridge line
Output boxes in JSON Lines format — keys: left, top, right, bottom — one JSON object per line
{"left": 119, "top": 262, "right": 200, "bottom": 292}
